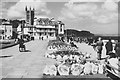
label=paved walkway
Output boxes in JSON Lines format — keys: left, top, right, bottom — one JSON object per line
{"left": 1, "top": 40, "right": 50, "bottom": 78}
{"left": 0, "top": 40, "right": 110, "bottom": 79}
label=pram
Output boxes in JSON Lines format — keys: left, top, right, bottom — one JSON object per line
{"left": 19, "top": 43, "right": 26, "bottom": 52}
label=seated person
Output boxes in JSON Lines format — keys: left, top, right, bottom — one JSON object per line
{"left": 18, "top": 36, "right": 26, "bottom": 51}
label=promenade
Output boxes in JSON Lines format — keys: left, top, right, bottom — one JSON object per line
{"left": 0, "top": 40, "right": 108, "bottom": 79}
{"left": 1, "top": 40, "right": 52, "bottom": 78}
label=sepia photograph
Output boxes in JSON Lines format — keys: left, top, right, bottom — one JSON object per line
{"left": 0, "top": 0, "right": 120, "bottom": 80}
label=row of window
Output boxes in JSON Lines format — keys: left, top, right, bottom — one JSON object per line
{"left": 38, "top": 33, "right": 55, "bottom": 36}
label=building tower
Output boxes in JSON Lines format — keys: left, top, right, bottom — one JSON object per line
{"left": 25, "top": 6, "right": 35, "bottom": 25}
{"left": 58, "top": 21, "right": 64, "bottom": 35}
{"left": 25, "top": 6, "right": 35, "bottom": 37}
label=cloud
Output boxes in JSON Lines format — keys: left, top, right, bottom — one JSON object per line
{"left": 0, "top": 2, "right": 8, "bottom": 19}
{"left": 67, "top": 0, "right": 119, "bottom": 2}
{"left": 6, "top": 0, "right": 50, "bottom": 19}
{"left": 0, "top": 2, "right": 2, "bottom": 18}
{"left": 59, "top": 0, "right": 118, "bottom": 24}
{"left": 58, "top": 0, "right": 118, "bottom": 34}
{"left": 92, "top": 11, "right": 118, "bottom": 23}
{"left": 59, "top": 3, "right": 97, "bottom": 21}
{"left": 68, "top": 0, "right": 104, "bottom": 2}
{"left": 102, "top": 0, "right": 118, "bottom": 11}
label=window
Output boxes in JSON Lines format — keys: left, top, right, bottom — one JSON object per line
{"left": 34, "top": 33, "right": 36, "bottom": 36}
{"left": 45, "top": 32, "right": 46, "bottom": 35}
{"left": 5, "top": 29, "right": 7, "bottom": 32}
{"left": 29, "top": 28, "right": 32, "bottom": 30}
{"left": 39, "top": 33, "right": 41, "bottom": 36}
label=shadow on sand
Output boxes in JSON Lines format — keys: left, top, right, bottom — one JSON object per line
{"left": 0, "top": 55, "right": 13, "bottom": 58}
{"left": 24, "top": 50, "right": 31, "bottom": 52}
{"left": 20, "top": 50, "right": 31, "bottom": 52}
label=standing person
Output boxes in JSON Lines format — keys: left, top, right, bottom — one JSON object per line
{"left": 96, "top": 37, "right": 104, "bottom": 60}
{"left": 42, "top": 36, "right": 43, "bottom": 40}
{"left": 114, "top": 39, "right": 120, "bottom": 58}
{"left": 105, "top": 39, "right": 113, "bottom": 55}
{"left": 91, "top": 38, "right": 97, "bottom": 50}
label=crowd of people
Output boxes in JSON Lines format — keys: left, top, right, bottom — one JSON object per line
{"left": 44, "top": 45, "right": 106, "bottom": 76}
{"left": 43, "top": 37, "right": 102, "bottom": 76}
{"left": 16, "top": 35, "right": 119, "bottom": 77}
{"left": 60, "top": 36, "right": 120, "bottom": 77}
{"left": 64, "top": 36, "right": 120, "bottom": 60}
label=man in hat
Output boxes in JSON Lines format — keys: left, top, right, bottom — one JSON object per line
{"left": 105, "top": 39, "right": 113, "bottom": 55}
{"left": 114, "top": 39, "right": 120, "bottom": 58}
{"left": 96, "top": 37, "right": 104, "bottom": 60}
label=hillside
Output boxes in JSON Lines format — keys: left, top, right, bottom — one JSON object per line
{"left": 65, "top": 29, "right": 94, "bottom": 37}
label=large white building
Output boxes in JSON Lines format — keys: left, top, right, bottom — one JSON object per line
{"left": 35, "top": 25, "right": 56, "bottom": 39}
{"left": 33, "top": 18, "right": 65, "bottom": 40}
{"left": 24, "top": 7, "right": 65, "bottom": 40}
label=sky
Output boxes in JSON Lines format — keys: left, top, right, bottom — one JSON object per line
{"left": 0, "top": 0, "right": 119, "bottom": 35}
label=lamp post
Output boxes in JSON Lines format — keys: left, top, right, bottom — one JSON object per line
{"left": 5, "top": 24, "right": 6, "bottom": 40}
{"left": 21, "top": 20, "right": 25, "bottom": 39}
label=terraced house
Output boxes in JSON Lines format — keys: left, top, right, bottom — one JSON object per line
{"left": 0, "top": 20, "right": 12, "bottom": 40}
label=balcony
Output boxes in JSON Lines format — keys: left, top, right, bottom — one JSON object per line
{"left": 47, "top": 30, "right": 55, "bottom": 32}
{"left": 36, "top": 30, "right": 45, "bottom": 32}
{"left": 36, "top": 29, "right": 55, "bottom": 33}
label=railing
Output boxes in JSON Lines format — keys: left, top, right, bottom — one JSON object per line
{"left": 36, "top": 30, "right": 55, "bottom": 33}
